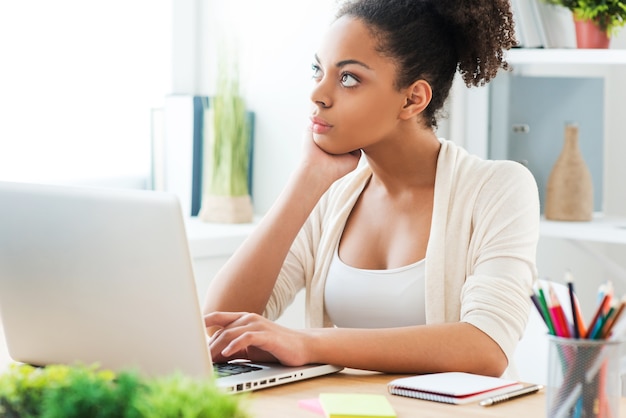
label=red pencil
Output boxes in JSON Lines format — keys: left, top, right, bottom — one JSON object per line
{"left": 548, "top": 284, "right": 571, "bottom": 338}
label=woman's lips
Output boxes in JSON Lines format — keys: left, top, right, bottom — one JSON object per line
{"left": 310, "top": 116, "right": 332, "bottom": 134}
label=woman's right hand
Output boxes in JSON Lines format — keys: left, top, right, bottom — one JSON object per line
{"left": 299, "top": 128, "right": 362, "bottom": 187}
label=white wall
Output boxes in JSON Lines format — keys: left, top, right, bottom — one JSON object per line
{"left": 0, "top": 1, "right": 171, "bottom": 187}
{"left": 238, "top": 1, "right": 338, "bottom": 214}
{"left": 187, "top": 0, "right": 337, "bottom": 214}
{"left": 198, "top": 0, "right": 453, "bottom": 214}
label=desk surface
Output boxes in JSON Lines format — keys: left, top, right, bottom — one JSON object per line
{"left": 0, "top": 317, "right": 622, "bottom": 418}
{"left": 245, "top": 369, "right": 625, "bottom": 418}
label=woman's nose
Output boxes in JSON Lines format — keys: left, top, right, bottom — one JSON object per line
{"left": 310, "top": 79, "right": 331, "bottom": 109}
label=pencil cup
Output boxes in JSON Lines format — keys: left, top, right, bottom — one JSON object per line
{"left": 546, "top": 336, "right": 623, "bottom": 418}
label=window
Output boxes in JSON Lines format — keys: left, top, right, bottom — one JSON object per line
{"left": 0, "top": 1, "right": 171, "bottom": 189}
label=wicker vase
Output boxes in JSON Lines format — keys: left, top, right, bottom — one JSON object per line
{"left": 544, "top": 123, "right": 593, "bottom": 221}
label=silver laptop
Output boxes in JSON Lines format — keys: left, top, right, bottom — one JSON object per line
{"left": 0, "top": 181, "right": 342, "bottom": 393}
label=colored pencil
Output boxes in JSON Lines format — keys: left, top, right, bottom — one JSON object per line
{"left": 565, "top": 272, "right": 579, "bottom": 338}
{"left": 548, "top": 283, "right": 571, "bottom": 338}
{"left": 585, "top": 293, "right": 611, "bottom": 339}
{"left": 530, "top": 293, "right": 550, "bottom": 330}
{"left": 590, "top": 306, "right": 614, "bottom": 340}
{"left": 600, "top": 296, "right": 626, "bottom": 339}
{"left": 572, "top": 296, "right": 587, "bottom": 339}
{"left": 535, "top": 285, "right": 556, "bottom": 335}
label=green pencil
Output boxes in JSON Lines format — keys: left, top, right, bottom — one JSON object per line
{"left": 537, "top": 287, "right": 556, "bottom": 335}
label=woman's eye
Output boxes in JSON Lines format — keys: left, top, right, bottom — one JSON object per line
{"left": 341, "top": 73, "right": 359, "bottom": 88}
{"left": 311, "top": 64, "right": 322, "bottom": 80}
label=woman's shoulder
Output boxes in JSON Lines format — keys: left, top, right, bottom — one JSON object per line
{"left": 439, "top": 139, "right": 536, "bottom": 186}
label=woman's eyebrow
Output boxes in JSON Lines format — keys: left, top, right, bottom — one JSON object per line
{"left": 314, "top": 54, "right": 371, "bottom": 70}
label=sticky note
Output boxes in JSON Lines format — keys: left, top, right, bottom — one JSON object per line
{"left": 318, "top": 393, "right": 396, "bottom": 418}
{"left": 297, "top": 397, "right": 324, "bottom": 415}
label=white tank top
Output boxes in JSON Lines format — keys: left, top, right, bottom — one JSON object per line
{"left": 324, "top": 247, "right": 426, "bottom": 328}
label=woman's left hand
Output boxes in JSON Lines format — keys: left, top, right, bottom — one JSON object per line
{"left": 204, "top": 312, "right": 312, "bottom": 366}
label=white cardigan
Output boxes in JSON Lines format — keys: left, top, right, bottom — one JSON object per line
{"left": 263, "top": 139, "right": 540, "bottom": 377}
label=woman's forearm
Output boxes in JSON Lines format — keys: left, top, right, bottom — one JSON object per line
{"left": 305, "top": 322, "right": 508, "bottom": 377}
{"left": 202, "top": 165, "right": 333, "bottom": 316}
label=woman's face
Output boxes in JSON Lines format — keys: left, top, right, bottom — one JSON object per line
{"left": 309, "top": 16, "right": 409, "bottom": 155}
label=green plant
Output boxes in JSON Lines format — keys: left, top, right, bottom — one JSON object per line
{"left": 0, "top": 364, "right": 249, "bottom": 418}
{"left": 205, "top": 46, "right": 251, "bottom": 198}
{"left": 541, "top": 0, "right": 626, "bottom": 35}
{"left": 134, "top": 373, "right": 248, "bottom": 418}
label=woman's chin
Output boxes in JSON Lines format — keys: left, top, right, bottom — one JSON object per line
{"left": 313, "top": 137, "right": 355, "bottom": 156}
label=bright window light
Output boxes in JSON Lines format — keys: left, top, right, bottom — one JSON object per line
{"left": 0, "top": 1, "right": 171, "bottom": 188}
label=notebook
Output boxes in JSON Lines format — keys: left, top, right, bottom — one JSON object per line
{"left": 0, "top": 181, "right": 342, "bottom": 393}
{"left": 387, "top": 372, "right": 523, "bottom": 404}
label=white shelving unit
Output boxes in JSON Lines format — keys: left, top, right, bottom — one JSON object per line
{"left": 185, "top": 216, "right": 258, "bottom": 259}
{"left": 541, "top": 217, "right": 626, "bottom": 286}
{"left": 484, "top": 49, "right": 626, "bottom": 386}
{"left": 500, "top": 48, "right": 626, "bottom": 245}
{"left": 541, "top": 217, "right": 626, "bottom": 245}
{"left": 506, "top": 48, "right": 626, "bottom": 66}
{"left": 459, "top": 48, "right": 626, "bottom": 285}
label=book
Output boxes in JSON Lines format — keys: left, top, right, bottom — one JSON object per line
{"left": 510, "top": 0, "right": 545, "bottom": 48}
{"left": 164, "top": 95, "right": 255, "bottom": 217}
{"left": 163, "top": 94, "right": 211, "bottom": 217}
{"left": 318, "top": 393, "right": 396, "bottom": 418}
{"left": 163, "top": 94, "right": 195, "bottom": 217}
{"left": 191, "top": 96, "right": 209, "bottom": 216}
{"left": 150, "top": 107, "right": 166, "bottom": 192}
{"left": 387, "top": 372, "right": 523, "bottom": 405}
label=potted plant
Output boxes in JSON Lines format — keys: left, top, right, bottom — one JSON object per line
{"left": 0, "top": 363, "right": 249, "bottom": 418}
{"left": 540, "top": 0, "right": 626, "bottom": 47}
{"left": 198, "top": 45, "right": 254, "bottom": 224}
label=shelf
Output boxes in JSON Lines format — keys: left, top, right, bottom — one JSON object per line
{"left": 184, "top": 216, "right": 258, "bottom": 259}
{"left": 506, "top": 48, "right": 626, "bottom": 66}
{"left": 540, "top": 216, "right": 626, "bottom": 245}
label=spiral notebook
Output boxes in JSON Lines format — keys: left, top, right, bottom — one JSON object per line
{"left": 387, "top": 372, "right": 523, "bottom": 405}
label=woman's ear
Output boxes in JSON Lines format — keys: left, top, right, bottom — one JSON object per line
{"left": 398, "top": 80, "right": 432, "bottom": 120}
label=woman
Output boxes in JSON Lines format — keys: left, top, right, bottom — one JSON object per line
{"left": 203, "top": 0, "right": 539, "bottom": 378}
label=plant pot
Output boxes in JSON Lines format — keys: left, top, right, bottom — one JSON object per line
{"left": 198, "top": 194, "right": 254, "bottom": 223}
{"left": 574, "top": 18, "right": 610, "bottom": 49}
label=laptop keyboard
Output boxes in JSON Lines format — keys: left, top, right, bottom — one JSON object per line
{"left": 213, "top": 362, "right": 263, "bottom": 378}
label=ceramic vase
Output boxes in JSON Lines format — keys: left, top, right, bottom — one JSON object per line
{"left": 574, "top": 18, "right": 610, "bottom": 49}
{"left": 544, "top": 123, "right": 593, "bottom": 221}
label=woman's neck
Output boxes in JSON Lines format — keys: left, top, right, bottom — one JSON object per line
{"left": 362, "top": 129, "right": 441, "bottom": 195}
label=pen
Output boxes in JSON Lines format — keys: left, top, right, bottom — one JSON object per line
{"left": 479, "top": 384, "right": 543, "bottom": 407}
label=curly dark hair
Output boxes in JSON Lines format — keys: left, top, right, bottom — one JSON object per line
{"left": 336, "top": 0, "right": 517, "bottom": 128}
